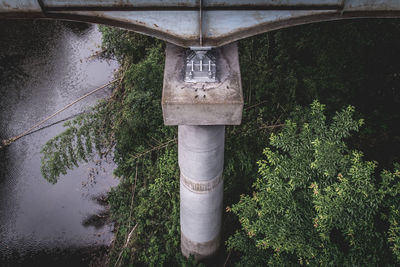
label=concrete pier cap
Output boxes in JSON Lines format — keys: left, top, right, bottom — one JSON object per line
{"left": 162, "top": 42, "right": 243, "bottom": 126}
{"left": 162, "top": 42, "right": 243, "bottom": 260}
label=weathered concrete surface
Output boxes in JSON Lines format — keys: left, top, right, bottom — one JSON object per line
{"left": 0, "top": 0, "right": 41, "bottom": 13}
{"left": 179, "top": 125, "right": 224, "bottom": 260}
{"left": 2, "top": 1, "right": 400, "bottom": 47}
{"left": 162, "top": 42, "right": 243, "bottom": 125}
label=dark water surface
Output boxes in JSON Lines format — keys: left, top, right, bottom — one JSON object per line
{"left": 0, "top": 20, "right": 119, "bottom": 265}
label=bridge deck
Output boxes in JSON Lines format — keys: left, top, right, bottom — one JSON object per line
{"left": 1, "top": 0, "right": 400, "bottom": 47}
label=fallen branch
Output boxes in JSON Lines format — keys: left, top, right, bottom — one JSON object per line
{"left": 259, "top": 123, "right": 285, "bottom": 130}
{"left": 130, "top": 138, "right": 177, "bottom": 161}
{"left": 127, "top": 163, "right": 138, "bottom": 233}
{"left": 114, "top": 223, "right": 138, "bottom": 267}
{"left": 244, "top": 100, "right": 268, "bottom": 110}
{"left": 223, "top": 250, "right": 232, "bottom": 267}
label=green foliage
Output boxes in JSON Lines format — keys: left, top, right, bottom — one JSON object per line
{"left": 40, "top": 100, "right": 115, "bottom": 183}
{"left": 228, "top": 101, "right": 399, "bottom": 266}
{"left": 238, "top": 20, "right": 400, "bottom": 168}
{"left": 108, "top": 148, "right": 184, "bottom": 266}
{"left": 381, "top": 165, "right": 400, "bottom": 262}
{"left": 111, "top": 43, "right": 170, "bottom": 178}
{"left": 99, "top": 26, "right": 162, "bottom": 64}
{"left": 40, "top": 31, "right": 167, "bottom": 183}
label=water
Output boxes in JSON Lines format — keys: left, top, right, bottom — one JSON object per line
{"left": 0, "top": 20, "right": 119, "bottom": 265}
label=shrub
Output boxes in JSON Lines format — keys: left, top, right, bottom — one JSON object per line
{"left": 228, "top": 101, "right": 400, "bottom": 266}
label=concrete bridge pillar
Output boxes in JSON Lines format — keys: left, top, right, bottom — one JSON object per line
{"left": 179, "top": 125, "right": 225, "bottom": 259}
{"left": 162, "top": 42, "right": 242, "bottom": 260}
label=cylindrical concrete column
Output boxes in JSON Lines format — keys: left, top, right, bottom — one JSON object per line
{"left": 178, "top": 125, "right": 225, "bottom": 260}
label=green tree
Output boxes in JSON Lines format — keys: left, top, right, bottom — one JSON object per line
{"left": 228, "top": 101, "right": 400, "bottom": 266}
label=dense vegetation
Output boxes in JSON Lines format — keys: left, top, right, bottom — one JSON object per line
{"left": 41, "top": 19, "right": 400, "bottom": 265}
{"left": 228, "top": 101, "right": 400, "bottom": 265}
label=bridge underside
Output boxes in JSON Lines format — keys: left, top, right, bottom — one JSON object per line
{"left": 1, "top": 1, "right": 400, "bottom": 47}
